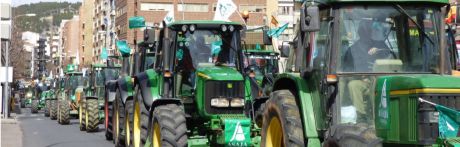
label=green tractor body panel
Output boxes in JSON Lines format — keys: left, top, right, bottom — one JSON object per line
{"left": 196, "top": 65, "right": 244, "bottom": 81}
{"left": 375, "top": 75, "right": 460, "bottom": 145}
{"left": 145, "top": 69, "right": 162, "bottom": 101}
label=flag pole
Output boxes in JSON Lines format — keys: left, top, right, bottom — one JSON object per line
{"left": 418, "top": 97, "right": 437, "bottom": 106}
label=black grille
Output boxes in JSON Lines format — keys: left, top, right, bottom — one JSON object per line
{"left": 418, "top": 94, "right": 460, "bottom": 145}
{"left": 204, "top": 81, "right": 245, "bottom": 114}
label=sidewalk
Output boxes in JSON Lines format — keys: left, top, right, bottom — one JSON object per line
{"left": 1, "top": 113, "right": 23, "bottom": 147}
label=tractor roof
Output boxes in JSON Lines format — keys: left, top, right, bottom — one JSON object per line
{"left": 244, "top": 49, "right": 279, "bottom": 55}
{"left": 65, "top": 72, "right": 83, "bottom": 75}
{"left": 168, "top": 20, "right": 242, "bottom": 30}
{"left": 91, "top": 63, "right": 107, "bottom": 68}
{"left": 314, "top": 0, "right": 448, "bottom": 4}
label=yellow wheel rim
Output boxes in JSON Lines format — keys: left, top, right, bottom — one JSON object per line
{"left": 85, "top": 104, "right": 89, "bottom": 128}
{"left": 114, "top": 104, "right": 119, "bottom": 140}
{"left": 133, "top": 101, "right": 141, "bottom": 147}
{"left": 79, "top": 104, "right": 82, "bottom": 126}
{"left": 153, "top": 122, "right": 161, "bottom": 147}
{"left": 265, "top": 117, "right": 283, "bottom": 147}
{"left": 126, "top": 112, "right": 130, "bottom": 145}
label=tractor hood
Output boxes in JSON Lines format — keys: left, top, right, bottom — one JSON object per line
{"left": 196, "top": 65, "right": 243, "bottom": 81}
{"left": 380, "top": 75, "right": 460, "bottom": 91}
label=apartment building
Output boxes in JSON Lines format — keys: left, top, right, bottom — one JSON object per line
{"left": 61, "top": 16, "right": 80, "bottom": 67}
{"left": 93, "top": 0, "right": 117, "bottom": 63}
{"left": 79, "top": 0, "right": 95, "bottom": 67}
{"left": 115, "top": 0, "right": 271, "bottom": 50}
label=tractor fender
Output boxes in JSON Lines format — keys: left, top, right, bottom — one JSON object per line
{"left": 105, "top": 80, "right": 118, "bottom": 102}
{"left": 134, "top": 69, "right": 161, "bottom": 109}
{"left": 148, "top": 98, "right": 182, "bottom": 116}
{"left": 272, "top": 73, "right": 321, "bottom": 146}
{"left": 117, "top": 76, "right": 134, "bottom": 104}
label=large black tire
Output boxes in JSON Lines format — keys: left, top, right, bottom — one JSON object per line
{"left": 261, "top": 90, "right": 305, "bottom": 147}
{"left": 114, "top": 91, "right": 126, "bottom": 147}
{"left": 59, "top": 100, "right": 70, "bottom": 125}
{"left": 31, "top": 99, "right": 39, "bottom": 113}
{"left": 124, "top": 98, "right": 134, "bottom": 146}
{"left": 86, "top": 99, "right": 100, "bottom": 132}
{"left": 147, "top": 104, "right": 187, "bottom": 147}
{"left": 50, "top": 100, "right": 57, "bottom": 120}
{"left": 323, "top": 124, "right": 382, "bottom": 147}
{"left": 132, "top": 94, "right": 149, "bottom": 147}
{"left": 80, "top": 98, "right": 87, "bottom": 131}
{"left": 106, "top": 100, "right": 113, "bottom": 140}
{"left": 44, "top": 100, "right": 50, "bottom": 117}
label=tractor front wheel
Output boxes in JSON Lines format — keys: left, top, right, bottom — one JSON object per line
{"left": 147, "top": 104, "right": 187, "bottom": 147}
{"left": 31, "top": 99, "right": 39, "bottom": 113}
{"left": 114, "top": 91, "right": 126, "bottom": 146}
{"left": 132, "top": 92, "right": 150, "bottom": 147}
{"left": 50, "top": 100, "right": 57, "bottom": 120}
{"left": 124, "top": 98, "right": 134, "bottom": 146}
{"left": 323, "top": 124, "right": 382, "bottom": 147}
{"left": 44, "top": 100, "right": 50, "bottom": 117}
{"left": 86, "top": 98, "right": 99, "bottom": 132}
{"left": 59, "top": 100, "right": 70, "bottom": 125}
{"left": 105, "top": 98, "right": 113, "bottom": 140}
{"left": 261, "top": 90, "right": 305, "bottom": 147}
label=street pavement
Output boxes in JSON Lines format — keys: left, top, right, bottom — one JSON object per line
{"left": 14, "top": 108, "right": 113, "bottom": 147}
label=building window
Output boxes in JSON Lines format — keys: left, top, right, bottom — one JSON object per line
{"left": 178, "top": 3, "right": 208, "bottom": 12}
{"left": 140, "top": 3, "right": 173, "bottom": 11}
{"left": 239, "top": 5, "right": 265, "bottom": 13}
{"left": 278, "top": 6, "right": 292, "bottom": 15}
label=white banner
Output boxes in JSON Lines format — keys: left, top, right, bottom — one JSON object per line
{"left": 164, "top": 11, "right": 174, "bottom": 25}
{"left": 213, "top": 0, "right": 237, "bottom": 22}
{"left": 0, "top": 67, "right": 13, "bottom": 83}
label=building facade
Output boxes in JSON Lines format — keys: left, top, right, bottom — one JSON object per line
{"left": 79, "top": 0, "right": 95, "bottom": 67}
{"left": 115, "top": 0, "right": 271, "bottom": 51}
{"left": 93, "top": 0, "right": 117, "bottom": 63}
{"left": 60, "top": 16, "right": 80, "bottom": 68}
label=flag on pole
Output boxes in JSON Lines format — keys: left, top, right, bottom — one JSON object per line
{"left": 164, "top": 11, "right": 175, "bottom": 25}
{"left": 101, "top": 47, "right": 108, "bottom": 60}
{"left": 419, "top": 98, "right": 460, "bottom": 138}
{"left": 271, "top": 15, "right": 279, "bottom": 26}
{"left": 267, "top": 23, "right": 289, "bottom": 38}
{"left": 213, "top": 0, "right": 237, "bottom": 22}
{"left": 116, "top": 40, "right": 131, "bottom": 57}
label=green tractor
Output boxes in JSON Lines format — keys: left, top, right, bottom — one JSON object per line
{"left": 42, "top": 89, "right": 55, "bottom": 117}
{"left": 259, "top": 0, "right": 460, "bottom": 146}
{"left": 49, "top": 77, "right": 63, "bottom": 120}
{"left": 58, "top": 65, "right": 85, "bottom": 125}
{"left": 81, "top": 63, "right": 121, "bottom": 132}
{"left": 243, "top": 49, "right": 280, "bottom": 98}
{"left": 101, "top": 59, "right": 122, "bottom": 140}
{"left": 132, "top": 20, "right": 259, "bottom": 147}
{"left": 31, "top": 82, "right": 50, "bottom": 114}
{"left": 22, "top": 86, "right": 34, "bottom": 108}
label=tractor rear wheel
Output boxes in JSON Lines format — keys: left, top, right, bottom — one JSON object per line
{"left": 132, "top": 95, "right": 149, "bottom": 147}
{"left": 86, "top": 99, "right": 100, "bottom": 132}
{"left": 114, "top": 91, "right": 126, "bottom": 147}
{"left": 79, "top": 98, "right": 86, "bottom": 131}
{"left": 124, "top": 98, "right": 134, "bottom": 146}
{"left": 323, "top": 124, "right": 382, "bottom": 147}
{"left": 50, "top": 100, "right": 57, "bottom": 120}
{"left": 44, "top": 100, "right": 50, "bottom": 117}
{"left": 261, "top": 90, "right": 305, "bottom": 147}
{"left": 105, "top": 99, "right": 113, "bottom": 140}
{"left": 148, "top": 104, "right": 187, "bottom": 147}
{"left": 31, "top": 99, "right": 39, "bottom": 113}
{"left": 59, "top": 100, "right": 70, "bottom": 125}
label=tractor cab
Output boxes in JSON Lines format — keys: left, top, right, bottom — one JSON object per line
{"left": 262, "top": 0, "right": 460, "bottom": 146}
{"left": 243, "top": 49, "right": 279, "bottom": 97}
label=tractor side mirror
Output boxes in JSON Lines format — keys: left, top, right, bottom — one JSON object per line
{"left": 301, "top": 5, "right": 320, "bottom": 32}
{"left": 262, "top": 29, "right": 272, "bottom": 45}
{"left": 279, "top": 41, "right": 291, "bottom": 58}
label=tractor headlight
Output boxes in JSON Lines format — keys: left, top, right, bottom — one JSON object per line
{"left": 230, "top": 98, "right": 244, "bottom": 107}
{"left": 211, "top": 98, "right": 229, "bottom": 107}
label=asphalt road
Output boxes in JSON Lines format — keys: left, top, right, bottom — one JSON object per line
{"left": 17, "top": 108, "right": 113, "bottom": 147}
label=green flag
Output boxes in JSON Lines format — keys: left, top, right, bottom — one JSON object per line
{"left": 101, "top": 47, "right": 108, "bottom": 60}
{"left": 128, "top": 16, "right": 145, "bottom": 29}
{"left": 116, "top": 40, "right": 131, "bottom": 57}
{"left": 267, "top": 23, "right": 289, "bottom": 38}
{"left": 435, "top": 104, "right": 460, "bottom": 138}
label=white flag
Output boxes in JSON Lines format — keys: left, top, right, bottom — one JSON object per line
{"left": 164, "top": 11, "right": 174, "bottom": 25}
{"left": 213, "top": 0, "right": 237, "bottom": 22}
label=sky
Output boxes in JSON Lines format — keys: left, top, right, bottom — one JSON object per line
{"left": 11, "top": 0, "right": 81, "bottom": 7}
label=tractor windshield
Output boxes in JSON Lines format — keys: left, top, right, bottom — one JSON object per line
{"left": 95, "top": 70, "right": 104, "bottom": 87}
{"left": 337, "top": 5, "right": 441, "bottom": 73}
{"left": 104, "top": 68, "right": 120, "bottom": 81}
{"left": 176, "top": 30, "right": 238, "bottom": 69}
{"left": 244, "top": 54, "right": 279, "bottom": 78}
